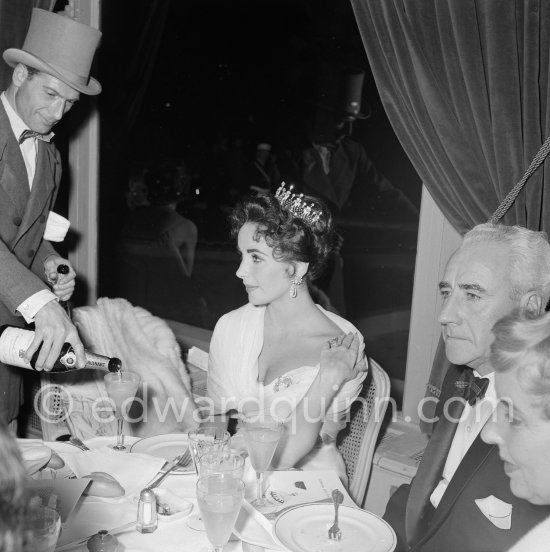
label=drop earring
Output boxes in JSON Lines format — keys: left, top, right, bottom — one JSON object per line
{"left": 289, "top": 276, "right": 303, "bottom": 298}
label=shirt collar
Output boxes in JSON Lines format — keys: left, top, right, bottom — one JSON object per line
{"left": 1, "top": 91, "right": 54, "bottom": 143}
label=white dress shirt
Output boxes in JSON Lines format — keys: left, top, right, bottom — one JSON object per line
{"left": 1, "top": 92, "right": 38, "bottom": 187}
{"left": 430, "top": 371, "right": 496, "bottom": 508}
{"left": 1, "top": 92, "right": 58, "bottom": 322}
{"left": 313, "top": 143, "right": 332, "bottom": 174}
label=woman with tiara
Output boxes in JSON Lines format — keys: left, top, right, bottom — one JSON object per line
{"left": 207, "top": 184, "right": 368, "bottom": 479}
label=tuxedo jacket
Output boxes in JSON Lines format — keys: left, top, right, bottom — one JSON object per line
{"left": 0, "top": 100, "right": 62, "bottom": 423}
{"left": 384, "top": 364, "right": 550, "bottom": 552}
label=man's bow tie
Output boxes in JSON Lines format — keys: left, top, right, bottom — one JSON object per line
{"left": 455, "top": 373, "right": 489, "bottom": 406}
{"left": 19, "top": 129, "right": 52, "bottom": 145}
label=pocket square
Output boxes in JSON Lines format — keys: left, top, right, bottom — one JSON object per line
{"left": 475, "top": 495, "right": 512, "bottom": 530}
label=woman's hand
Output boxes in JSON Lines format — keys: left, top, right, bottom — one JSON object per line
{"left": 319, "top": 332, "right": 367, "bottom": 390}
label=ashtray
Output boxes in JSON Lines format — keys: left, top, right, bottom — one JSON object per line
{"left": 153, "top": 488, "right": 193, "bottom": 520}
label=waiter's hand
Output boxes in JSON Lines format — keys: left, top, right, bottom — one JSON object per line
{"left": 26, "top": 301, "right": 85, "bottom": 371}
{"left": 44, "top": 256, "right": 76, "bottom": 302}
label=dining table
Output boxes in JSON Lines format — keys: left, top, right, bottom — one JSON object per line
{"left": 23, "top": 434, "right": 396, "bottom": 552}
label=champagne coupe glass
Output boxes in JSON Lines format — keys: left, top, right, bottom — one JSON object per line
{"left": 197, "top": 473, "right": 245, "bottom": 552}
{"left": 104, "top": 371, "right": 141, "bottom": 451}
{"left": 199, "top": 450, "right": 245, "bottom": 479}
{"left": 241, "top": 413, "right": 284, "bottom": 509}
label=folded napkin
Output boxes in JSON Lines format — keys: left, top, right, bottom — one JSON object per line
{"left": 43, "top": 211, "right": 70, "bottom": 242}
{"left": 59, "top": 447, "right": 165, "bottom": 503}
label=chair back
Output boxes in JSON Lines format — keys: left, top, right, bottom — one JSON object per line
{"left": 337, "top": 358, "right": 391, "bottom": 506}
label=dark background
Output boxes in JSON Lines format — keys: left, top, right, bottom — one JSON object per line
{"left": 93, "top": 0, "right": 421, "bottom": 390}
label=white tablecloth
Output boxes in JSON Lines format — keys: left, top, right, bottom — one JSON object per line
{"left": 47, "top": 437, "right": 261, "bottom": 552}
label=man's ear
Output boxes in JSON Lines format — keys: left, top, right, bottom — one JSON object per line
{"left": 12, "top": 64, "right": 28, "bottom": 88}
{"left": 521, "top": 291, "right": 543, "bottom": 315}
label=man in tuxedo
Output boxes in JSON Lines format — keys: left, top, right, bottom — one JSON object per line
{"left": 0, "top": 8, "right": 101, "bottom": 428}
{"left": 384, "top": 223, "right": 550, "bottom": 551}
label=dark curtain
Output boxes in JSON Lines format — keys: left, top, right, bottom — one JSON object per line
{"left": 350, "top": 0, "right": 550, "bottom": 234}
{"left": 350, "top": 0, "right": 550, "bottom": 432}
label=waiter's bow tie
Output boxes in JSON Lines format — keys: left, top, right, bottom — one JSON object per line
{"left": 19, "top": 129, "right": 52, "bottom": 144}
{"left": 455, "top": 374, "right": 489, "bottom": 406}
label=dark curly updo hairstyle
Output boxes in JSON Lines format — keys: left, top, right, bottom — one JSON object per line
{"left": 230, "top": 192, "right": 335, "bottom": 281}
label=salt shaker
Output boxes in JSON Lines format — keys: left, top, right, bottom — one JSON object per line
{"left": 136, "top": 488, "right": 158, "bottom": 533}
{"left": 86, "top": 529, "right": 119, "bottom": 551}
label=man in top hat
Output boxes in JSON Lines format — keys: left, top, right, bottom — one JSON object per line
{"left": 293, "top": 66, "right": 418, "bottom": 314}
{"left": 300, "top": 68, "right": 417, "bottom": 219}
{"left": 0, "top": 8, "right": 101, "bottom": 429}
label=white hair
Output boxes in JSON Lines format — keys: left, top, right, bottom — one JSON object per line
{"left": 461, "top": 223, "right": 550, "bottom": 305}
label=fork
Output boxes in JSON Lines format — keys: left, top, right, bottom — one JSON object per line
{"left": 328, "top": 489, "right": 344, "bottom": 541}
{"left": 148, "top": 449, "right": 192, "bottom": 489}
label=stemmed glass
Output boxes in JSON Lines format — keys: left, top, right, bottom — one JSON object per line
{"left": 104, "top": 371, "right": 141, "bottom": 451}
{"left": 241, "top": 413, "right": 284, "bottom": 509}
{"left": 196, "top": 473, "right": 245, "bottom": 552}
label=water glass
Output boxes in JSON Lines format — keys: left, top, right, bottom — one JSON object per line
{"left": 23, "top": 505, "right": 61, "bottom": 552}
{"left": 188, "top": 427, "right": 231, "bottom": 473}
{"left": 199, "top": 450, "right": 245, "bottom": 479}
{"left": 197, "top": 473, "right": 245, "bottom": 552}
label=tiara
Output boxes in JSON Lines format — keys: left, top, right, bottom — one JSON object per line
{"left": 275, "top": 182, "right": 321, "bottom": 225}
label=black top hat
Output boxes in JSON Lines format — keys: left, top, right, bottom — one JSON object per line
{"left": 309, "top": 63, "right": 371, "bottom": 121}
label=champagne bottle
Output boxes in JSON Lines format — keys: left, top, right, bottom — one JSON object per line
{"left": 56, "top": 264, "right": 72, "bottom": 319}
{"left": 0, "top": 325, "right": 122, "bottom": 373}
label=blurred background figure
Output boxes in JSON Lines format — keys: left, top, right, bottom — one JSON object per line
{"left": 122, "top": 164, "right": 197, "bottom": 276}
{"left": 114, "top": 164, "right": 210, "bottom": 327}
{"left": 246, "top": 142, "right": 282, "bottom": 196}
{"left": 289, "top": 63, "right": 418, "bottom": 314}
{"left": 125, "top": 167, "right": 150, "bottom": 211}
{"left": 299, "top": 64, "right": 417, "bottom": 220}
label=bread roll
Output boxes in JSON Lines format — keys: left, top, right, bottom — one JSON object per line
{"left": 46, "top": 451, "right": 65, "bottom": 470}
{"left": 82, "top": 471, "right": 125, "bottom": 497}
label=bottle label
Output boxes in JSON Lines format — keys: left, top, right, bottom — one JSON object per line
{"left": 0, "top": 327, "right": 34, "bottom": 369}
{"left": 58, "top": 349, "right": 77, "bottom": 368}
{"left": 84, "top": 352, "right": 110, "bottom": 371}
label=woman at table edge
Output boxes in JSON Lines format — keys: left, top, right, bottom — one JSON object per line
{"left": 207, "top": 185, "right": 368, "bottom": 479}
{"left": 481, "top": 309, "right": 550, "bottom": 551}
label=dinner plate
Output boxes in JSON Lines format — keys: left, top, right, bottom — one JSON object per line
{"left": 273, "top": 504, "right": 396, "bottom": 552}
{"left": 130, "top": 433, "right": 194, "bottom": 474}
